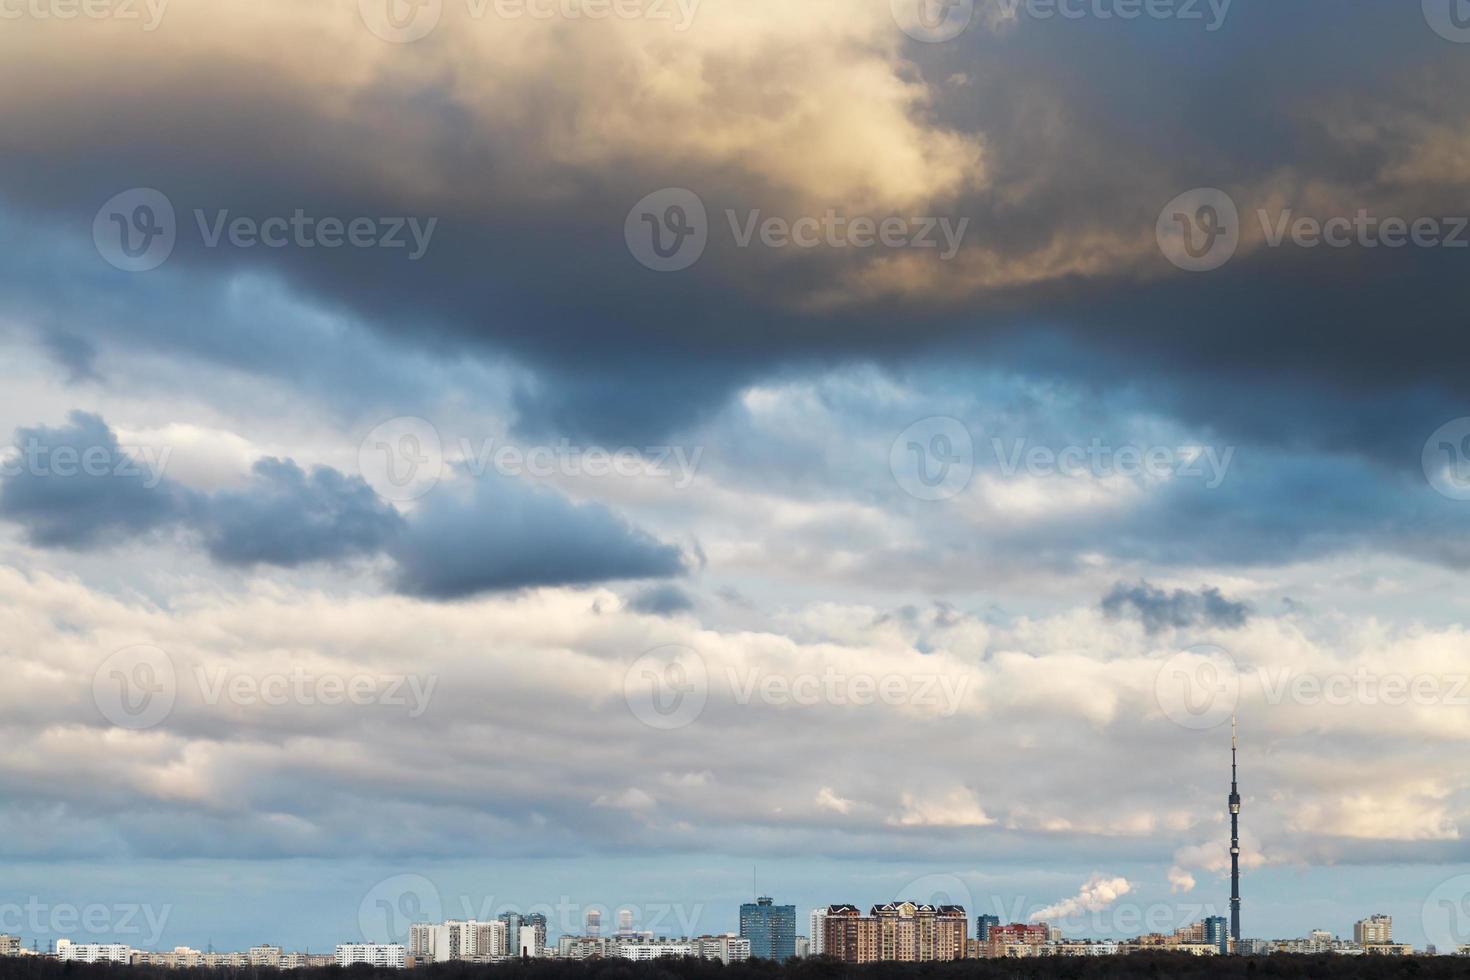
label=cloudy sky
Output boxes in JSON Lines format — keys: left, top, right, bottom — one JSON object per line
{"left": 2, "top": 0, "right": 1470, "bottom": 955}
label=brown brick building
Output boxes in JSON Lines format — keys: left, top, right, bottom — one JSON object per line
{"left": 821, "top": 903, "right": 968, "bottom": 962}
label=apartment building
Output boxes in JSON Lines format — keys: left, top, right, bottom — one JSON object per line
{"left": 821, "top": 903, "right": 968, "bottom": 963}
{"left": 55, "top": 940, "right": 132, "bottom": 964}
{"left": 335, "top": 944, "right": 406, "bottom": 968}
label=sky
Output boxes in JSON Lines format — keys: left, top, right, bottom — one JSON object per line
{"left": 2, "top": 0, "right": 1470, "bottom": 956}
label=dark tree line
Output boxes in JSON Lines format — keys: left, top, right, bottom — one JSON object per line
{"left": 1, "top": 955, "right": 1466, "bottom": 980}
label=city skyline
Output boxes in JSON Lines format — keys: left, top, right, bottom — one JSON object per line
{"left": 6, "top": 897, "right": 1435, "bottom": 962}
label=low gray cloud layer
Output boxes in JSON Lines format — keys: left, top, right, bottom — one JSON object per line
{"left": 1102, "top": 582, "right": 1250, "bottom": 633}
{"left": 0, "top": 414, "right": 684, "bottom": 597}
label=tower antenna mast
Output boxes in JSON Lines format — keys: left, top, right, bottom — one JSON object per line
{"left": 1229, "top": 714, "right": 1242, "bottom": 948}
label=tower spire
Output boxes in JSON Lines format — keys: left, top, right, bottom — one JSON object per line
{"left": 1229, "top": 714, "right": 1242, "bottom": 948}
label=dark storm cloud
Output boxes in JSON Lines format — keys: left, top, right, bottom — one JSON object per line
{"left": 1101, "top": 581, "right": 1250, "bottom": 633}
{"left": 0, "top": 411, "right": 195, "bottom": 548}
{"left": 0, "top": 415, "right": 684, "bottom": 595}
{"left": 389, "top": 478, "right": 687, "bottom": 600}
{"left": 202, "top": 458, "right": 404, "bottom": 568}
{"left": 0, "top": 1, "right": 1465, "bottom": 459}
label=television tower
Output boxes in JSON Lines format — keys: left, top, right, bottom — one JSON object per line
{"left": 1229, "top": 714, "right": 1242, "bottom": 946}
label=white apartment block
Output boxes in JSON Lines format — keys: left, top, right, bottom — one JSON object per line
{"left": 809, "top": 909, "right": 826, "bottom": 956}
{"left": 617, "top": 941, "right": 694, "bottom": 961}
{"left": 409, "top": 920, "right": 507, "bottom": 962}
{"left": 56, "top": 940, "right": 133, "bottom": 964}
{"left": 1041, "top": 942, "right": 1123, "bottom": 956}
{"left": 0, "top": 935, "right": 20, "bottom": 957}
{"left": 336, "top": 944, "right": 407, "bottom": 969}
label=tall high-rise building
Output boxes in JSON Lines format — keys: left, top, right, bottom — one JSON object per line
{"left": 1204, "top": 916, "right": 1229, "bottom": 955}
{"left": 521, "top": 913, "right": 547, "bottom": 957}
{"left": 809, "top": 908, "right": 828, "bottom": 956}
{"left": 586, "top": 910, "right": 602, "bottom": 937}
{"left": 975, "top": 914, "right": 1000, "bottom": 942}
{"left": 740, "top": 896, "right": 797, "bottom": 962}
{"left": 1356, "top": 915, "right": 1393, "bottom": 946}
{"left": 1228, "top": 715, "right": 1242, "bottom": 946}
{"left": 821, "top": 903, "right": 967, "bottom": 963}
{"left": 409, "top": 919, "right": 507, "bottom": 961}
{"left": 617, "top": 909, "right": 634, "bottom": 936}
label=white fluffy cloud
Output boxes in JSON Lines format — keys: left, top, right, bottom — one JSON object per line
{"left": 1030, "top": 874, "right": 1133, "bottom": 923}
